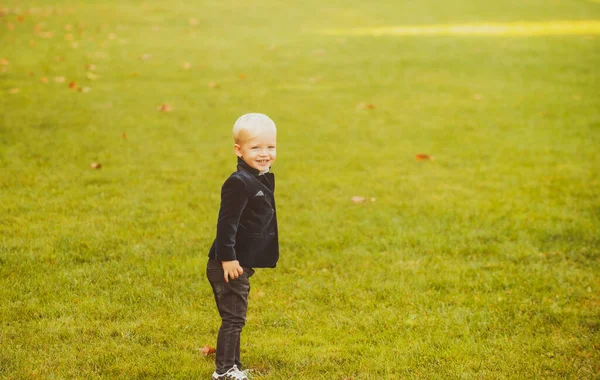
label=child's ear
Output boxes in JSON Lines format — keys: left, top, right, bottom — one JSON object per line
{"left": 234, "top": 144, "right": 243, "bottom": 158}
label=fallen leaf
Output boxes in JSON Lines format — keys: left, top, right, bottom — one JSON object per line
{"left": 78, "top": 87, "right": 91, "bottom": 93}
{"left": 131, "top": 72, "right": 139, "bottom": 77}
{"left": 238, "top": 73, "right": 246, "bottom": 80}
{"left": 208, "top": 81, "right": 219, "bottom": 89}
{"left": 90, "top": 162, "right": 102, "bottom": 169}
{"left": 40, "top": 77, "right": 48, "bottom": 83}
{"left": 64, "top": 33, "right": 74, "bottom": 41}
{"left": 141, "top": 53, "right": 152, "bottom": 60}
{"left": 18, "top": 16, "right": 25, "bottom": 23}
{"left": 64, "top": 24, "right": 73, "bottom": 31}
{"left": 68, "top": 81, "right": 77, "bottom": 89}
{"left": 0, "top": 58, "right": 8, "bottom": 66}
{"left": 54, "top": 76, "right": 65, "bottom": 83}
{"left": 415, "top": 154, "right": 434, "bottom": 161}
{"left": 199, "top": 345, "right": 216, "bottom": 356}
{"left": 473, "top": 94, "right": 483, "bottom": 100}
{"left": 157, "top": 104, "right": 173, "bottom": 112}
{"left": 357, "top": 102, "right": 376, "bottom": 110}
{"left": 122, "top": 132, "right": 127, "bottom": 139}
{"left": 182, "top": 62, "right": 191, "bottom": 70}
{"left": 189, "top": 18, "right": 199, "bottom": 26}
{"left": 86, "top": 72, "right": 98, "bottom": 80}
{"left": 86, "top": 64, "right": 96, "bottom": 71}
{"left": 351, "top": 196, "right": 366, "bottom": 203}
{"left": 8, "top": 88, "right": 19, "bottom": 94}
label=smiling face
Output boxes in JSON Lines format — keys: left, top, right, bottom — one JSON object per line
{"left": 234, "top": 128, "right": 277, "bottom": 173}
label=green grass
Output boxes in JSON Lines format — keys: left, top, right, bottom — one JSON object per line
{"left": 1, "top": 0, "right": 599, "bottom": 378}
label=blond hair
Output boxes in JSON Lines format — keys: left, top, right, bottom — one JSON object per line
{"left": 233, "top": 113, "right": 276, "bottom": 143}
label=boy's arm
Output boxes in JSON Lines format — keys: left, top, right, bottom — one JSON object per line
{"left": 215, "top": 176, "right": 247, "bottom": 281}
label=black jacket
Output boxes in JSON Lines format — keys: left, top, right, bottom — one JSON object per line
{"left": 208, "top": 158, "right": 279, "bottom": 268}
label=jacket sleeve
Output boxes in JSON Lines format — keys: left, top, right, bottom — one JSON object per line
{"left": 215, "top": 176, "right": 248, "bottom": 261}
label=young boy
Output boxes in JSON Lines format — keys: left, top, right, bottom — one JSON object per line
{"left": 207, "top": 113, "right": 279, "bottom": 379}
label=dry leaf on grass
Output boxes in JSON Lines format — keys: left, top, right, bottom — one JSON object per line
{"left": 351, "top": 196, "right": 376, "bottom": 204}
{"left": 415, "top": 154, "right": 434, "bottom": 161}
{"left": 357, "top": 102, "right": 376, "bottom": 110}
{"left": 199, "top": 345, "right": 216, "bottom": 356}
{"left": 157, "top": 104, "right": 173, "bottom": 112}
{"left": 90, "top": 162, "right": 102, "bottom": 169}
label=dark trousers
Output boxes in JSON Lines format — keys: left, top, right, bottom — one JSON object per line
{"left": 206, "top": 259, "right": 255, "bottom": 374}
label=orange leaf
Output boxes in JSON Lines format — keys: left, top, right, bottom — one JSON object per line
{"left": 90, "top": 162, "right": 102, "bottom": 169}
{"left": 208, "top": 81, "right": 219, "bottom": 89}
{"left": 40, "top": 77, "right": 48, "bottom": 83}
{"left": 0, "top": 58, "right": 8, "bottom": 66}
{"left": 351, "top": 196, "right": 366, "bottom": 204}
{"left": 157, "top": 104, "right": 173, "bottom": 112}
{"left": 182, "top": 62, "right": 191, "bottom": 70}
{"left": 238, "top": 73, "right": 246, "bottom": 80}
{"left": 68, "top": 81, "right": 77, "bottom": 89}
{"left": 200, "top": 345, "right": 216, "bottom": 356}
{"left": 415, "top": 154, "right": 434, "bottom": 161}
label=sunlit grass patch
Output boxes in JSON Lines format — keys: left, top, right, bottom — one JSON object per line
{"left": 321, "top": 20, "right": 600, "bottom": 36}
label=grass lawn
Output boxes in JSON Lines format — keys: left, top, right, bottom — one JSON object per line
{"left": 1, "top": 0, "right": 599, "bottom": 378}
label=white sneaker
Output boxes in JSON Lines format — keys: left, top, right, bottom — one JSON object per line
{"left": 211, "top": 365, "right": 249, "bottom": 380}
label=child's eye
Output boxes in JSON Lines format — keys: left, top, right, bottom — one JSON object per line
{"left": 269, "top": 146, "right": 276, "bottom": 149}
{"left": 251, "top": 146, "right": 259, "bottom": 150}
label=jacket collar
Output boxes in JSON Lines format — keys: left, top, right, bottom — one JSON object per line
{"left": 237, "top": 157, "right": 271, "bottom": 176}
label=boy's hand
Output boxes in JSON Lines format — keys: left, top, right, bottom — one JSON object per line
{"left": 221, "top": 260, "right": 244, "bottom": 283}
